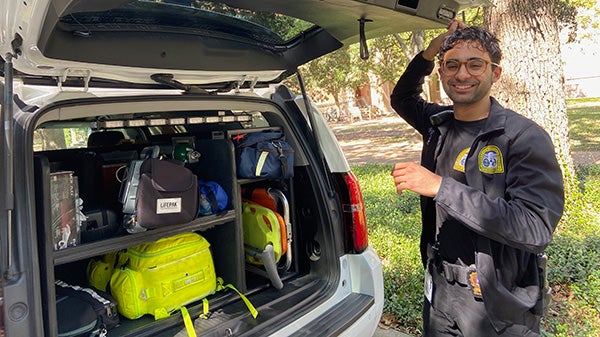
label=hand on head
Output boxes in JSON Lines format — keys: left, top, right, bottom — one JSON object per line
{"left": 422, "top": 19, "right": 467, "bottom": 61}
{"left": 447, "top": 19, "right": 467, "bottom": 32}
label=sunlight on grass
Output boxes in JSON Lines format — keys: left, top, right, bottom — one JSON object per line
{"left": 568, "top": 105, "right": 600, "bottom": 151}
{"left": 353, "top": 163, "right": 425, "bottom": 333}
{"left": 567, "top": 97, "right": 600, "bottom": 106}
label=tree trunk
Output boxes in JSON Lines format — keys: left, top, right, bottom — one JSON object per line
{"left": 393, "top": 30, "right": 425, "bottom": 60}
{"left": 484, "top": 0, "right": 577, "bottom": 203}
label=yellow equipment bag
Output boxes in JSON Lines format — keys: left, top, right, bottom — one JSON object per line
{"left": 109, "top": 232, "right": 217, "bottom": 320}
{"left": 242, "top": 201, "right": 284, "bottom": 265}
{"left": 87, "top": 250, "right": 124, "bottom": 292}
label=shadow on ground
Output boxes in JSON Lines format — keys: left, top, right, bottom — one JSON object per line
{"left": 332, "top": 117, "right": 600, "bottom": 166}
{"left": 331, "top": 117, "right": 421, "bottom": 165}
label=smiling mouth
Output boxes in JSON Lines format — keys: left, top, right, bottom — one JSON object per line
{"left": 452, "top": 83, "right": 476, "bottom": 92}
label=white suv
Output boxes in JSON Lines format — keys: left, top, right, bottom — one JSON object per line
{"left": 0, "top": 1, "right": 485, "bottom": 336}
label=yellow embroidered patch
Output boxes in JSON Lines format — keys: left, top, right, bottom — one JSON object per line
{"left": 453, "top": 148, "right": 470, "bottom": 173}
{"left": 478, "top": 145, "right": 504, "bottom": 174}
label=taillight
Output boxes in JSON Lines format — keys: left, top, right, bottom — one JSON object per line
{"left": 336, "top": 171, "right": 369, "bottom": 253}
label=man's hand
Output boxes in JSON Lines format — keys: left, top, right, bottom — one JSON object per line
{"left": 422, "top": 20, "right": 467, "bottom": 61}
{"left": 391, "top": 162, "right": 442, "bottom": 197}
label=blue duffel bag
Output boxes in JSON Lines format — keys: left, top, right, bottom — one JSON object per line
{"left": 235, "top": 131, "right": 294, "bottom": 179}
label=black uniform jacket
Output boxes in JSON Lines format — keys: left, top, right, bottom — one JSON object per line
{"left": 390, "top": 52, "right": 565, "bottom": 331}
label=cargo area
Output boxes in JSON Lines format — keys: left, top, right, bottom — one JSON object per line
{"left": 28, "top": 95, "right": 339, "bottom": 337}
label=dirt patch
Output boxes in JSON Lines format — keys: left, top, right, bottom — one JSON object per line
{"left": 332, "top": 117, "right": 600, "bottom": 166}
{"left": 571, "top": 151, "right": 600, "bottom": 165}
{"left": 331, "top": 117, "right": 421, "bottom": 165}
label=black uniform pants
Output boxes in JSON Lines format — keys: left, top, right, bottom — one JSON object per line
{"left": 422, "top": 261, "right": 541, "bottom": 337}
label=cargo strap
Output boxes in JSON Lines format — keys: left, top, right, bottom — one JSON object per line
{"left": 215, "top": 277, "right": 259, "bottom": 319}
{"left": 180, "top": 278, "right": 259, "bottom": 336}
{"left": 196, "top": 278, "right": 258, "bottom": 320}
{"left": 180, "top": 306, "right": 196, "bottom": 337}
{"left": 273, "top": 141, "right": 289, "bottom": 179}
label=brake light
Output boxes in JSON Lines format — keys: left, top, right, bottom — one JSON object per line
{"left": 337, "top": 171, "right": 369, "bottom": 253}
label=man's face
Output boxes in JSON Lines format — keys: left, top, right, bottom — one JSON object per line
{"left": 438, "top": 41, "right": 501, "bottom": 107}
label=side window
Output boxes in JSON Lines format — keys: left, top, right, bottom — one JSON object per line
{"left": 33, "top": 127, "right": 91, "bottom": 151}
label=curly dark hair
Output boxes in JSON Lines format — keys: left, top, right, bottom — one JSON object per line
{"left": 438, "top": 26, "right": 502, "bottom": 64}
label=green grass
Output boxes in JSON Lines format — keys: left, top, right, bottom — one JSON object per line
{"left": 567, "top": 106, "right": 600, "bottom": 151}
{"left": 354, "top": 97, "right": 600, "bottom": 336}
{"left": 352, "top": 164, "right": 423, "bottom": 333}
{"left": 567, "top": 97, "right": 600, "bottom": 106}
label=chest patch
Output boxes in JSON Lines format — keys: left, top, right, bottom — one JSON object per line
{"left": 453, "top": 148, "right": 470, "bottom": 173}
{"left": 478, "top": 145, "right": 504, "bottom": 174}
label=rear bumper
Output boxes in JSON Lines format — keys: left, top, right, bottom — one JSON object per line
{"left": 275, "top": 246, "right": 384, "bottom": 336}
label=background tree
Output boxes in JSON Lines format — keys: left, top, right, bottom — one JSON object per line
{"left": 368, "top": 34, "right": 412, "bottom": 111}
{"left": 484, "top": 0, "right": 581, "bottom": 225}
{"left": 296, "top": 48, "right": 355, "bottom": 116}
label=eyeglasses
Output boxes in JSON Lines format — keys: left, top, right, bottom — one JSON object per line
{"left": 439, "top": 58, "right": 499, "bottom": 76}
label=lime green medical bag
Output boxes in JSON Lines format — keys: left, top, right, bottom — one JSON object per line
{"left": 108, "top": 232, "right": 216, "bottom": 320}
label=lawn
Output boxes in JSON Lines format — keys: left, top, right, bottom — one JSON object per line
{"left": 353, "top": 97, "right": 600, "bottom": 336}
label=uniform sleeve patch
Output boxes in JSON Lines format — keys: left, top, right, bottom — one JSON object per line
{"left": 478, "top": 145, "right": 504, "bottom": 174}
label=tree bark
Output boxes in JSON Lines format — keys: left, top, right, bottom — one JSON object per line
{"left": 484, "top": 0, "right": 577, "bottom": 200}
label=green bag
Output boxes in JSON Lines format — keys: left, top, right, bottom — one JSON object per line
{"left": 109, "top": 232, "right": 216, "bottom": 320}
{"left": 87, "top": 231, "right": 258, "bottom": 330}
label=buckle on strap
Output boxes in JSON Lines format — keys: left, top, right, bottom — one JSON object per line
{"left": 440, "top": 261, "right": 470, "bottom": 285}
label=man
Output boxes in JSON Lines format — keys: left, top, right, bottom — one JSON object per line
{"left": 390, "top": 21, "right": 564, "bottom": 336}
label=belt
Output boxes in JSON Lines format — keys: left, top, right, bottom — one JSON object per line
{"left": 437, "top": 260, "right": 471, "bottom": 286}
{"left": 427, "top": 244, "right": 482, "bottom": 298}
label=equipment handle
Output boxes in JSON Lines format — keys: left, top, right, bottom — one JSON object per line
{"left": 261, "top": 244, "right": 283, "bottom": 290}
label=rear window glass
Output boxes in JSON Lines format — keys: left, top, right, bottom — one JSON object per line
{"left": 60, "top": 0, "right": 315, "bottom": 46}
{"left": 34, "top": 127, "right": 90, "bottom": 152}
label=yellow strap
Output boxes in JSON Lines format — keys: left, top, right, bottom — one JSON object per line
{"left": 215, "top": 277, "right": 258, "bottom": 319}
{"left": 180, "top": 306, "right": 197, "bottom": 337}
{"left": 224, "top": 283, "right": 259, "bottom": 319}
{"left": 199, "top": 298, "right": 210, "bottom": 319}
{"left": 216, "top": 277, "right": 225, "bottom": 291}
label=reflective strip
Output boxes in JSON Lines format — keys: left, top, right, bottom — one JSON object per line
{"left": 255, "top": 151, "right": 269, "bottom": 176}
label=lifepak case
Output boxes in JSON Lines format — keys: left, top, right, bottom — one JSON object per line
{"left": 109, "top": 232, "right": 216, "bottom": 320}
{"left": 121, "top": 158, "right": 198, "bottom": 232}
